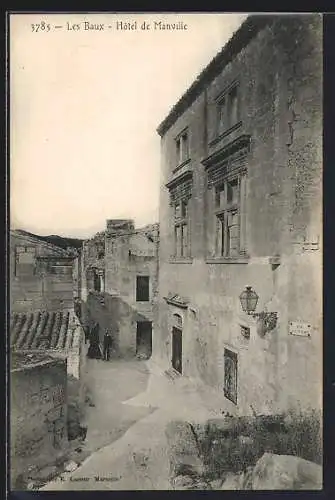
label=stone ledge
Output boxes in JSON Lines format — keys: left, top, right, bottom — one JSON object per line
{"left": 206, "top": 256, "right": 249, "bottom": 264}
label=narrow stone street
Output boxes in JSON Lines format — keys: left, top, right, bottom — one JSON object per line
{"left": 80, "top": 358, "right": 155, "bottom": 455}
{"left": 42, "top": 357, "right": 230, "bottom": 491}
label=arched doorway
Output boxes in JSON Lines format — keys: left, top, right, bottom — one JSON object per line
{"left": 172, "top": 313, "right": 183, "bottom": 374}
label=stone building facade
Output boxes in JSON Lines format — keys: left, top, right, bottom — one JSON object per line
{"left": 81, "top": 220, "right": 159, "bottom": 358}
{"left": 154, "top": 15, "right": 322, "bottom": 415}
{"left": 10, "top": 230, "right": 79, "bottom": 312}
{"left": 10, "top": 230, "right": 87, "bottom": 416}
{"left": 10, "top": 229, "right": 86, "bottom": 376}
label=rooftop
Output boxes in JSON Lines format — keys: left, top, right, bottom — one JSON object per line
{"left": 10, "top": 310, "right": 77, "bottom": 351}
{"left": 157, "top": 15, "right": 272, "bottom": 137}
{"left": 11, "top": 230, "right": 78, "bottom": 257}
{"left": 10, "top": 351, "right": 62, "bottom": 371}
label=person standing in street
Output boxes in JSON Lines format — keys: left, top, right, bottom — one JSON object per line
{"left": 87, "top": 322, "right": 102, "bottom": 359}
{"left": 103, "top": 329, "right": 112, "bottom": 361}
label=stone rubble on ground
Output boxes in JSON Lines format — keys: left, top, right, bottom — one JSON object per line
{"left": 165, "top": 416, "right": 322, "bottom": 491}
{"left": 213, "top": 454, "right": 322, "bottom": 490}
{"left": 251, "top": 452, "right": 323, "bottom": 490}
{"left": 64, "top": 460, "right": 79, "bottom": 473}
{"left": 172, "top": 475, "right": 195, "bottom": 489}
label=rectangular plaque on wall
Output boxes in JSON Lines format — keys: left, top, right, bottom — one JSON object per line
{"left": 289, "top": 321, "right": 312, "bottom": 337}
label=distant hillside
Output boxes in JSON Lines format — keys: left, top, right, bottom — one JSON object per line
{"left": 14, "top": 229, "right": 84, "bottom": 250}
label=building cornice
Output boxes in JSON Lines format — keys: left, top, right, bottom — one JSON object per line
{"left": 156, "top": 15, "right": 272, "bottom": 137}
{"left": 202, "top": 134, "right": 251, "bottom": 170}
{"left": 165, "top": 168, "right": 193, "bottom": 190}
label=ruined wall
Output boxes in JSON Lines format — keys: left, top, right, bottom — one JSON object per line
{"left": 11, "top": 356, "right": 68, "bottom": 486}
{"left": 10, "top": 233, "right": 75, "bottom": 313}
{"left": 157, "top": 15, "right": 322, "bottom": 415}
{"left": 65, "top": 314, "right": 87, "bottom": 383}
{"left": 72, "top": 255, "right": 81, "bottom": 299}
{"left": 96, "top": 223, "right": 159, "bottom": 356}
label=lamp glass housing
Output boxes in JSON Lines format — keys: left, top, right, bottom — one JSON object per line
{"left": 239, "top": 286, "right": 259, "bottom": 314}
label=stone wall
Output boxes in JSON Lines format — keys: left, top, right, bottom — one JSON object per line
{"left": 81, "top": 220, "right": 159, "bottom": 357}
{"left": 156, "top": 15, "right": 322, "bottom": 415}
{"left": 72, "top": 255, "right": 81, "bottom": 299}
{"left": 10, "top": 233, "right": 76, "bottom": 313}
{"left": 83, "top": 291, "right": 149, "bottom": 357}
{"left": 11, "top": 356, "right": 68, "bottom": 488}
{"left": 66, "top": 311, "right": 87, "bottom": 383}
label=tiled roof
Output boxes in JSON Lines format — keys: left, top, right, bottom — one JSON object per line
{"left": 10, "top": 310, "right": 76, "bottom": 350}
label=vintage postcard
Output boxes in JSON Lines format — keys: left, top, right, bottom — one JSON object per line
{"left": 9, "top": 12, "right": 322, "bottom": 491}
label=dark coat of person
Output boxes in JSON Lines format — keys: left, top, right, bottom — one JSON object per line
{"left": 87, "top": 323, "right": 101, "bottom": 359}
{"left": 103, "top": 331, "right": 113, "bottom": 360}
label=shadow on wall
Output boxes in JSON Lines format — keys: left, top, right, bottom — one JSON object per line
{"left": 67, "top": 374, "right": 88, "bottom": 441}
{"left": 82, "top": 293, "right": 153, "bottom": 360}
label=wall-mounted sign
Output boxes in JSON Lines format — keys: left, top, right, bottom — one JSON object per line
{"left": 289, "top": 321, "right": 312, "bottom": 337}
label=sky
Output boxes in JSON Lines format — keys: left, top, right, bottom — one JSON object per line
{"left": 10, "top": 12, "right": 247, "bottom": 238}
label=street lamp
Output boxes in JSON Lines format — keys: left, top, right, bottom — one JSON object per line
{"left": 239, "top": 286, "right": 278, "bottom": 335}
{"left": 239, "top": 286, "right": 258, "bottom": 314}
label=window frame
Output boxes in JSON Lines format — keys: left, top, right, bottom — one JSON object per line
{"left": 215, "top": 81, "right": 241, "bottom": 138}
{"left": 214, "top": 175, "right": 241, "bottom": 259}
{"left": 240, "top": 325, "right": 251, "bottom": 339}
{"left": 175, "top": 128, "right": 190, "bottom": 167}
{"left": 216, "top": 95, "right": 226, "bottom": 135}
{"left": 173, "top": 198, "right": 190, "bottom": 259}
{"left": 224, "top": 348, "right": 238, "bottom": 405}
{"left": 136, "top": 275, "right": 150, "bottom": 302}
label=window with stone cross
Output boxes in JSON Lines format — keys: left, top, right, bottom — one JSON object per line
{"left": 175, "top": 129, "right": 189, "bottom": 166}
{"left": 174, "top": 198, "right": 189, "bottom": 258}
{"left": 214, "top": 176, "right": 242, "bottom": 258}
